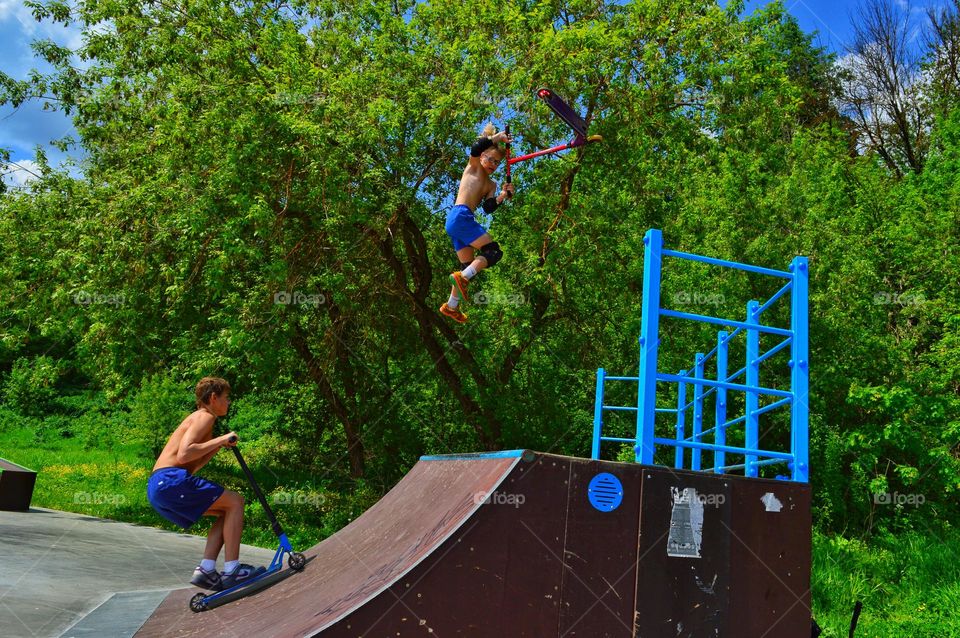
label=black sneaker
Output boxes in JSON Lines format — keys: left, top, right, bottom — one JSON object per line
{"left": 220, "top": 563, "right": 267, "bottom": 590}
{"left": 190, "top": 566, "right": 223, "bottom": 591}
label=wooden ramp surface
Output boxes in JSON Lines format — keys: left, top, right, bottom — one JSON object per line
{"left": 135, "top": 453, "right": 520, "bottom": 637}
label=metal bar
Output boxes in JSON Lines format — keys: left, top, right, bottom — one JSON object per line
{"left": 791, "top": 256, "right": 810, "bottom": 482}
{"left": 659, "top": 309, "right": 793, "bottom": 337}
{"left": 592, "top": 368, "right": 604, "bottom": 459}
{"left": 727, "top": 365, "right": 747, "bottom": 383}
{"left": 601, "top": 436, "right": 637, "bottom": 443}
{"left": 753, "top": 336, "right": 792, "bottom": 367}
{"left": 602, "top": 405, "right": 639, "bottom": 412}
{"left": 675, "top": 371, "right": 687, "bottom": 470}
{"left": 661, "top": 248, "right": 793, "bottom": 279}
{"left": 714, "top": 331, "right": 728, "bottom": 474}
{"left": 606, "top": 376, "right": 640, "bottom": 381}
{"left": 656, "top": 408, "right": 677, "bottom": 413}
{"left": 745, "top": 300, "right": 760, "bottom": 477}
{"left": 690, "top": 425, "right": 717, "bottom": 440}
{"left": 636, "top": 229, "right": 664, "bottom": 464}
{"left": 656, "top": 373, "right": 793, "bottom": 398}
{"left": 696, "top": 326, "right": 744, "bottom": 367}
{"left": 692, "top": 353, "right": 705, "bottom": 471}
{"left": 724, "top": 414, "right": 747, "bottom": 429}
{"left": 756, "top": 280, "right": 793, "bottom": 316}
{"left": 752, "top": 396, "right": 793, "bottom": 418}
{"left": 651, "top": 438, "right": 795, "bottom": 460}
{"left": 719, "top": 458, "right": 788, "bottom": 472}
{"left": 681, "top": 385, "right": 717, "bottom": 411}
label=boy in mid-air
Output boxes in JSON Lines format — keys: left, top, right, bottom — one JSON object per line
{"left": 147, "top": 377, "right": 265, "bottom": 591}
{"left": 440, "top": 123, "right": 515, "bottom": 323}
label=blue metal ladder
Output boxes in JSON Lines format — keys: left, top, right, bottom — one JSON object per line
{"left": 592, "top": 229, "right": 809, "bottom": 482}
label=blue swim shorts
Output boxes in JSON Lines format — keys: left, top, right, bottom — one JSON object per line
{"left": 445, "top": 204, "right": 487, "bottom": 251}
{"left": 147, "top": 467, "right": 225, "bottom": 529}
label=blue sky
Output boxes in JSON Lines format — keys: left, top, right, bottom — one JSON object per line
{"left": 0, "top": 0, "right": 952, "bottom": 187}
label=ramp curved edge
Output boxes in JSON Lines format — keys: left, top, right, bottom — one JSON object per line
{"left": 134, "top": 452, "right": 525, "bottom": 637}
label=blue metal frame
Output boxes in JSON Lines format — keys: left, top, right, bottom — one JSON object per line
{"left": 592, "top": 228, "right": 810, "bottom": 483}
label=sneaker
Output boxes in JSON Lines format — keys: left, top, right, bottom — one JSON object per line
{"left": 449, "top": 272, "right": 470, "bottom": 302}
{"left": 220, "top": 563, "right": 267, "bottom": 590}
{"left": 190, "top": 565, "right": 223, "bottom": 591}
{"left": 439, "top": 303, "right": 468, "bottom": 323}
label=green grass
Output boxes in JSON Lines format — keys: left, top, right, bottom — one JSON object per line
{"left": 4, "top": 421, "right": 959, "bottom": 636}
{"left": 0, "top": 422, "right": 378, "bottom": 550}
{"left": 812, "top": 529, "right": 960, "bottom": 637}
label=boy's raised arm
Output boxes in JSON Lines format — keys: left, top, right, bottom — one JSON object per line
{"left": 176, "top": 413, "right": 232, "bottom": 465}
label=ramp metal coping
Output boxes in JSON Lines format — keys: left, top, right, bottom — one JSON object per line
{"left": 592, "top": 228, "right": 809, "bottom": 483}
{"left": 420, "top": 450, "right": 527, "bottom": 461}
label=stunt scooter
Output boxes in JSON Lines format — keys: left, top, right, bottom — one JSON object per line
{"left": 189, "top": 436, "right": 306, "bottom": 612}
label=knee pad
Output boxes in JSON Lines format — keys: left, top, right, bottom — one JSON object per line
{"left": 477, "top": 242, "right": 503, "bottom": 268}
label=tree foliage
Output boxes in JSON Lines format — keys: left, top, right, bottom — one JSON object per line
{"left": 0, "top": 0, "right": 957, "bottom": 534}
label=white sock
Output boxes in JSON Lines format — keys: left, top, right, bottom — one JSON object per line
{"left": 461, "top": 265, "right": 478, "bottom": 280}
{"left": 224, "top": 560, "right": 239, "bottom": 574}
{"left": 200, "top": 559, "right": 217, "bottom": 572}
{"left": 447, "top": 293, "right": 460, "bottom": 309}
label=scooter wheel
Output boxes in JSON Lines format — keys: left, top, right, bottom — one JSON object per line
{"left": 190, "top": 592, "right": 208, "bottom": 613}
{"left": 289, "top": 552, "right": 307, "bottom": 571}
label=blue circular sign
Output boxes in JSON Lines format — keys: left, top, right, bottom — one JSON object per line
{"left": 588, "top": 473, "right": 624, "bottom": 512}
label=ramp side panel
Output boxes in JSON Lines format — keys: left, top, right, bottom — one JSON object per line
{"left": 558, "top": 459, "right": 641, "bottom": 637}
{"left": 728, "top": 478, "right": 811, "bottom": 638}
{"left": 320, "top": 454, "right": 572, "bottom": 637}
{"left": 635, "top": 469, "right": 732, "bottom": 637}
{"left": 135, "top": 456, "right": 518, "bottom": 638}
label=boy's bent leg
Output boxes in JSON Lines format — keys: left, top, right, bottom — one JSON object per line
{"left": 204, "top": 489, "right": 244, "bottom": 563}
{"left": 470, "top": 235, "right": 502, "bottom": 270}
{"left": 202, "top": 513, "right": 225, "bottom": 561}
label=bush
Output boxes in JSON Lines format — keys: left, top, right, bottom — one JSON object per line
{"left": 126, "top": 373, "right": 193, "bottom": 458}
{"left": 2, "top": 356, "right": 63, "bottom": 416}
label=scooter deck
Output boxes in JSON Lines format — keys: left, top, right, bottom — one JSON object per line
{"left": 536, "top": 87, "right": 588, "bottom": 138}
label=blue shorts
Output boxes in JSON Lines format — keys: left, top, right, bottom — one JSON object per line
{"left": 445, "top": 204, "right": 487, "bottom": 251}
{"left": 147, "top": 467, "right": 225, "bottom": 529}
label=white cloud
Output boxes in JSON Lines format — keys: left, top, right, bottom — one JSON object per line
{"left": 0, "top": 0, "right": 40, "bottom": 35}
{"left": 2, "top": 159, "right": 42, "bottom": 188}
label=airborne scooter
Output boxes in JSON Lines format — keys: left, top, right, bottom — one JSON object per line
{"left": 189, "top": 436, "right": 306, "bottom": 612}
{"left": 505, "top": 87, "right": 603, "bottom": 167}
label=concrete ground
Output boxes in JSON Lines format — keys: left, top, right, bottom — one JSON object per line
{"left": 0, "top": 508, "right": 276, "bottom": 638}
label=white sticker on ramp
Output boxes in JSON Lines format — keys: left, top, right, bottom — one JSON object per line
{"left": 761, "top": 492, "right": 783, "bottom": 512}
{"left": 667, "top": 487, "right": 703, "bottom": 558}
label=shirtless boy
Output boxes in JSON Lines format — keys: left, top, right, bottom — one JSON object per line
{"left": 440, "top": 124, "right": 516, "bottom": 323}
{"left": 147, "top": 377, "right": 265, "bottom": 591}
